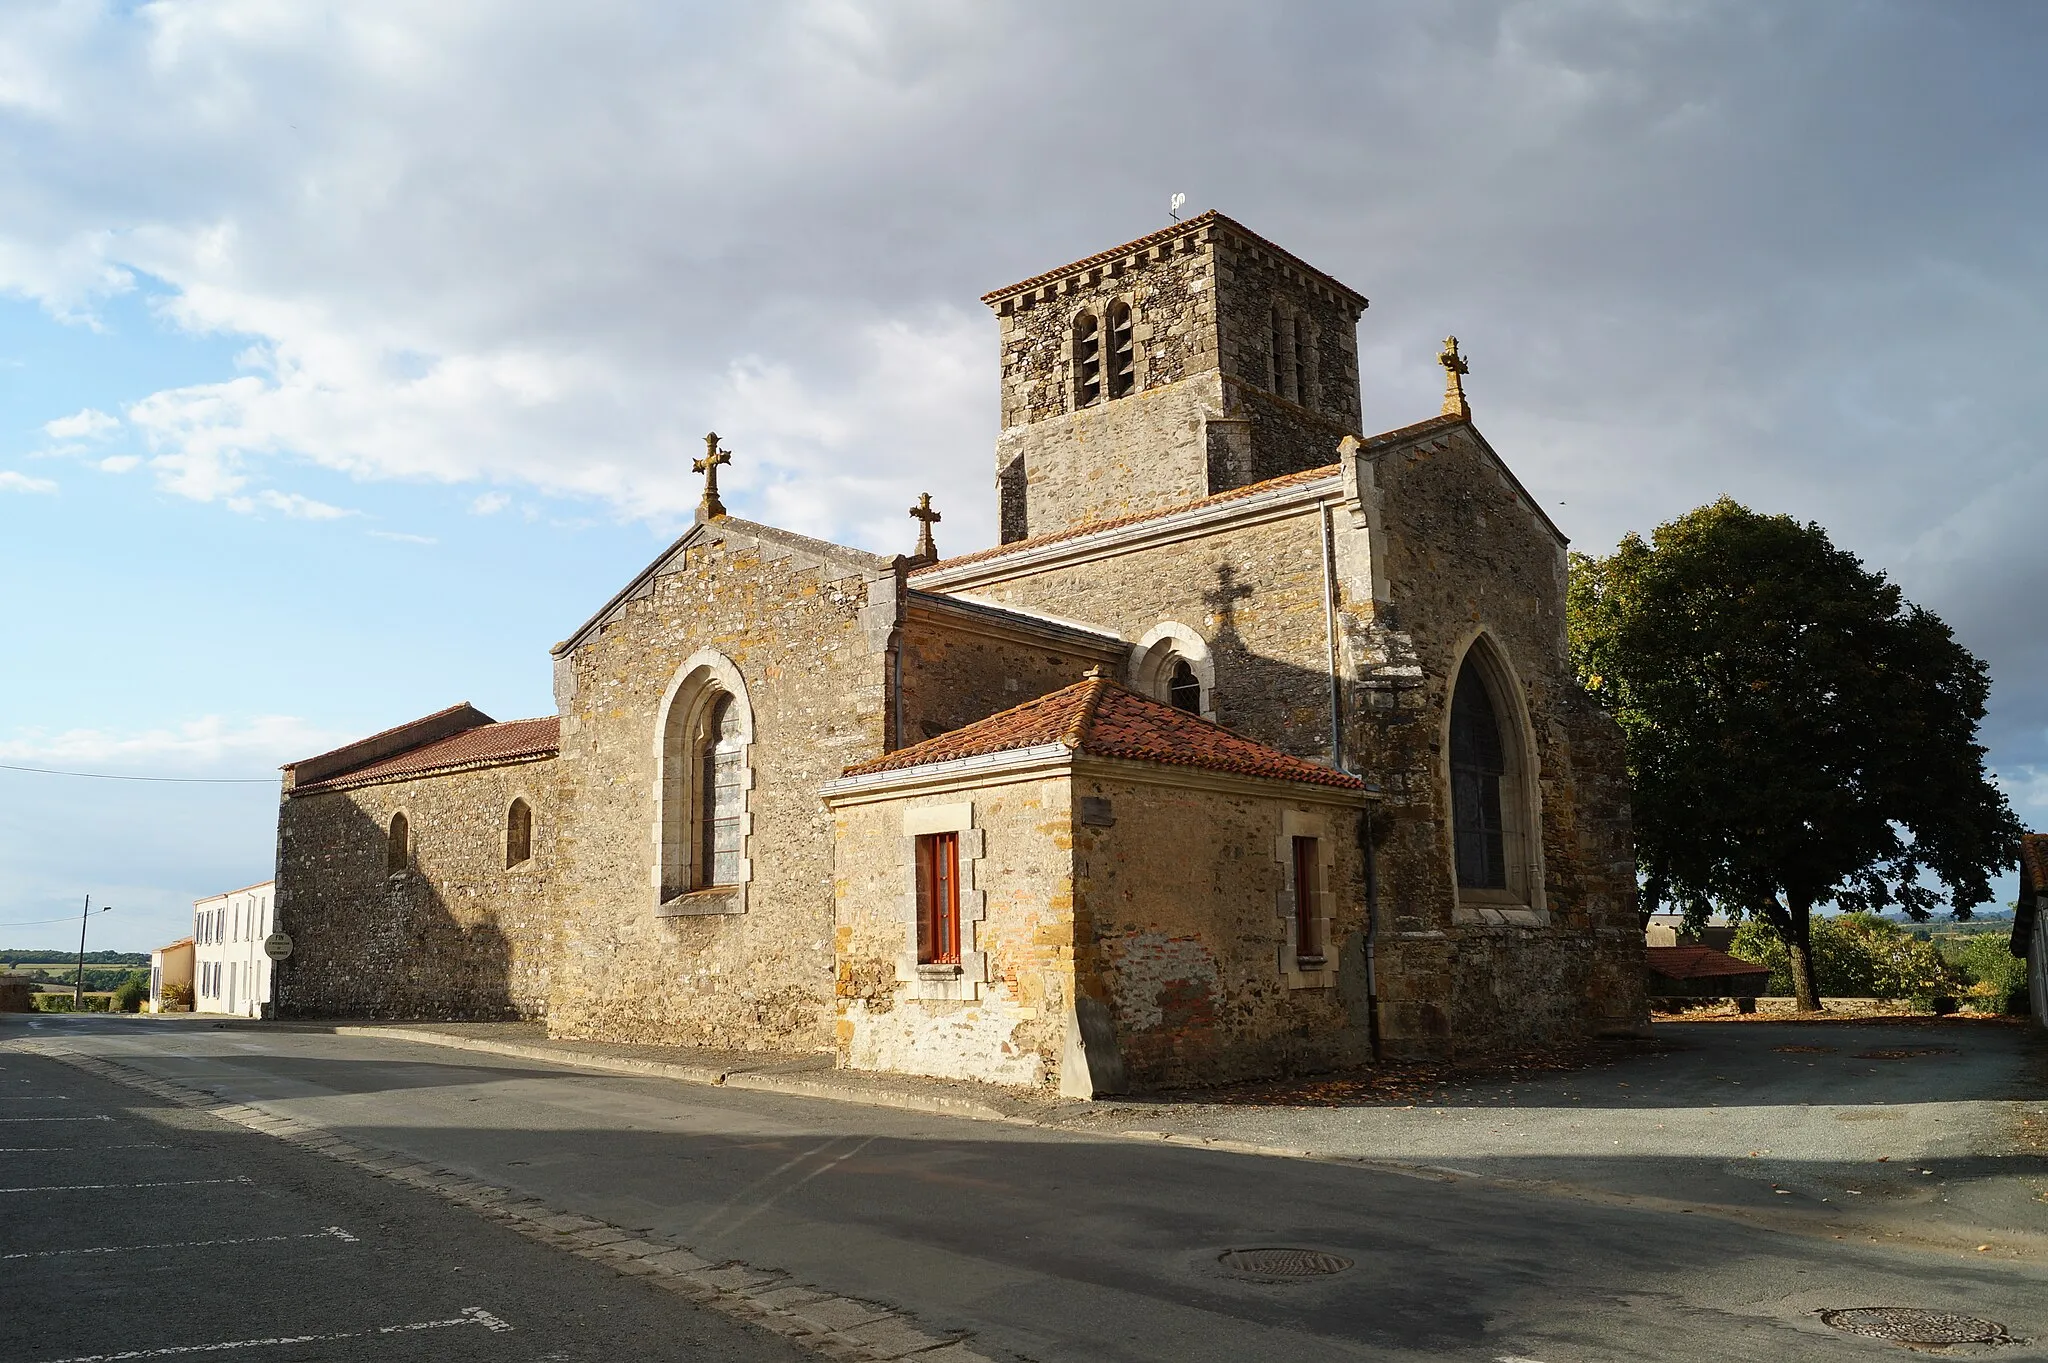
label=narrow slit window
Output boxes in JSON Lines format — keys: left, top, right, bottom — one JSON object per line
{"left": 1450, "top": 665, "right": 1510, "bottom": 890}
{"left": 386, "top": 812, "right": 409, "bottom": 874}
{"left": 1106, "top": 301, "right": 1134, "bottom": 399}
{"left": 506, "top": 798, "right": 533, "bottom": 868}
{"left": 698, "top": 696, "right": 744, "bottom": 888}
{"left": 916, "top": 831, "right": 961, "bottom": 966}
{"left": 1292, "top": 836, "right": 1324, "bottom": 964}
{"left": 1270, "top": 305, "right": 1290, "bottom": 399}
{"left": 1167, "top": 658, "right": 1201, "bottom": 714}
{"left": 1293, "top": 316, "right": 1310, "bottom": 408}
{"left": 1074, "top": 313, "right": 1102, "bottom": 407}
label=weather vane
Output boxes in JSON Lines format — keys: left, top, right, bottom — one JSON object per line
{"left": 1169, "top": 192, "right": 1186, "bottom": 222}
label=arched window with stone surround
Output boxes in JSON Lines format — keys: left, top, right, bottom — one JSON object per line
{"left": 1131, "top": 623, "right": 1215, "bottom": 721}
{"left": 386, "top": 812, "right": 409, "bottom": 875}
{"left": 1073, "top": 312, "right": 1102, "bottom": 407}
{"left": 1446, "top": 636, "right": 1540, "bottom": 908}
{"left": 1106, "top": 301, "right": 1134, "bottom": 400}
{"left": 657, "top": 650, "right": 755, "bottom": 912}
{"left": 505, "top": 798, "right": 532, "bottom": 868}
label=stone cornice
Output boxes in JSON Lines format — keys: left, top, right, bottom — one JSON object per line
{"left": 819, "top": 744, "right": 1074, "bottom": 805}
{"left": 284, "top": 748, "right": 558, "bottom": 799}
{"left": 905, "top": 591, "right": 1126, "bottom": 657}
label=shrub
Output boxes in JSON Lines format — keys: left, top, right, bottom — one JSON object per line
{"left": 113, "top": 971, "right": 150, "bottom": 1014}
{"left": 1730, "top": 913, "right": 1963, "bottom": 1002}
{"left": 1941, "top": 933, "right": 2029, "bottom": 1013}
{"left": 31, "top": 992, "right": 72, "bottom": 1012}
{"left": 159, "top": 981, "right": 194, "bottom": 1010}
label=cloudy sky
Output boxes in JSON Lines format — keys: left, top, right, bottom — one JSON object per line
{"left": 2, "top": 1, "right": 2043, "bottom": 952}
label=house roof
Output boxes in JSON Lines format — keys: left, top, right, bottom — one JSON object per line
{"left": 910, "top": 462, "right": 1342, "bottom": 580}
{"left": 1644, "top": 945, "right": 1770, "bottom": 982}
{"left": 153, "top": 937, "right": 195, "bottom": 953}
{"left": 841, "top": 674, "right": 1364, "bottom": 790}
{"left": 291, "top": 716, "right": 560, "bottom": 794}
{"left": 2022, "top": 833, "right": 2048, "bottom": 896}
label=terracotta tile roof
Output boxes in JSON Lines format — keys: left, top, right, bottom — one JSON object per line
{"left": 153, "top": 937, "right": 195, "bottom": 952}
{"left": 289, "top": 701, "right": 479, "bottom": 772}
{"left": 911, "top": 462, "right": 1342, "bottom": 579}
{"left": 1645, "top": 945, "right": 1770, "bottom": 982}
{"left": 2022, "top": 833, "right": 2048, "bottom": 895}
{"left": 292, "top": 716, "right": 559, "bottom": 794}
{"left": 841, "top": 675, "right": 1363, "bottom": 791}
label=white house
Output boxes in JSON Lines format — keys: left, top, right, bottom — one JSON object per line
{"left": 193, "top": 880, "right": 275, "bottom": 1018}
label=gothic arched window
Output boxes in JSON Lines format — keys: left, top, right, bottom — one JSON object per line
{"left": 1167, "top": 658, "right": 1201, "bottom": 714}
{"left": 698, "top": 696, "right": 744, "bottom": 888}
{"left": 506, "top": 798, "right": 532, "bottom": 868}
{"left": 386, "top": 812, "right": 409, "bottom": 875}
{"left": 1449, "top": 663, "right": 1509, "bottom": 891}
{"left": 1106, "top": 301, "right": 1134, "bottom": 400}
{"left": 1073, "top": 312, "right": 1102, "bottom": 407}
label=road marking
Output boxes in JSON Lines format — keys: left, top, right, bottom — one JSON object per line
{"left": 36, "top": 1306, "right": 512, "bottom": 1360}
{"left": 0, "top": 1176, "right": 251, "bottom": 1194}
{"left": 3, "top": 1225, "right": 357, "bottom": 1260}
{"left": 0, "top": 1143, "right": 164, "bottom": 1152}
{"left": 0, "top": 1115, "right": 111, "bottom": 1124}
{"left": 0, "top": 1095, "right": 71, "bottom": 1100}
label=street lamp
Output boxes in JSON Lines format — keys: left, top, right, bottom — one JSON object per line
{"left": 73, "top": 896, "right": 111, "bottom": 1012}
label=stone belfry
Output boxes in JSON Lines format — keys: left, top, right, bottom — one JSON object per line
{"left": 982, "top": 211, "right": 1368, "bottom": 543}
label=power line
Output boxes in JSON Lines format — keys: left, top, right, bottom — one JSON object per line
{"left": 0, "top": 910, "right": 115, "bottom": 929}
{"left": 0, "top": 762, "right": 273, "bottom": 785}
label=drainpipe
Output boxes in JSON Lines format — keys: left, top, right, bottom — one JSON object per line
{"left": 1318, "top": 502, "right": 1343, "bottom": 766}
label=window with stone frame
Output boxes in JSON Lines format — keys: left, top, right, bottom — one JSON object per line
{"left": 1292, "top": 315, "right": 1311, "bottom": 409}
{"left": 698, "top": 696, "right": 744, "bottom": 888}
{"left": 386, "top": 812, "right": 409, "bottom": 875}
{"left": 1073, "top": 311, "right": 1102, "bottom": 407}
{"left": 1450, "top": 663, "right": 1510, "bottom": 891}
{"left": 1106, "top": 300, "right": 1135, "bottom": 399}
{"left": 915, "top": 830, "right": 962, "bottom": 966}
{"left": 1269, "top": 304, "right": 1292, "bottom": 401}
{"left": 506, "top": 798, "right": 533, "bottom": 868}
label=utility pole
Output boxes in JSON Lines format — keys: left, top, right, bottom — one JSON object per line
{"left": 73, "top": 896, "right": 108, "bottom": 1011}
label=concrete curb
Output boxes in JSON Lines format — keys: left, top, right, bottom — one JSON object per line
{"left": 332, "top": 1025, "right": 1023, "bottom": 1124}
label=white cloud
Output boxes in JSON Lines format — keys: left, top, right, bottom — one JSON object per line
{"left": 368, "top": 529, "right": 436, "bottom": 545}
{"left": 0, "top": 714, "right": 350, "bottom": 773}
{"left": 469, "top": 491, "right": 510, "bottom": 515}
{"left": 43, "top": 407, "right": 119, "bottom": 440}
{"left": 223, "top": 488, "right": 354, "bottom": 519}
{"left": 0, "top": 470, "right": 57, "bottom": 494}
{"left": 96, "top": 455, "right": 141, "bottom": 473}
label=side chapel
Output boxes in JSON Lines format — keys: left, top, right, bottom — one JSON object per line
{"left": 272, "top": 212, "right": 1645, "bottom": 1092}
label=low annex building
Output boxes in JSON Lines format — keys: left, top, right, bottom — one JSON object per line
{"left": 274, "top": 210, "right": 1644, "bottom": 1090}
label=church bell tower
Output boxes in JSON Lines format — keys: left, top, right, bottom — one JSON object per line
{"left": 982, "top": 211, "right": 1368, "bottom": 543}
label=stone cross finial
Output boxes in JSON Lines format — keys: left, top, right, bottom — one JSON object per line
{"left": 693, "top": 432, "right": 732, "bottom": 520}
{"left": 908, "top": 492, "right": 942, "bottom": 565}
{"left": 1439, "top": 336, "right": 1470, "bottom": 419}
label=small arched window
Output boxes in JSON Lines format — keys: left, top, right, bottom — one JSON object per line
{"left": 1073, "top": 312, "right": 1102, "bottom": 407}
{"left": 698, "top": 696, "right": 745, "bottom": 888}
{"left": 1106, "top": 301, "right": 1134, "bottom": 400}
{"left": 1269, "top": 305, "right": 1290, "bottom": 399}
{"left": 1167, "top": 658, "right": 1201, "bottom": 714}
{"left": 1449, "top": 665, "right": 1508, "bottom": 890}
{"left": 506, "top": 798, "right": 532, "bottom": 868}
{"left": 386, "top": 812, "right": 410, "bottom": 875}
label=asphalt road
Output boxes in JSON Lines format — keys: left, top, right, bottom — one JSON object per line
{"left": 0, "top": 1038, "right": 806, "bottom": 1363}
{"left": 11, "top": 1013, "right": 2048, "bottom": 1363}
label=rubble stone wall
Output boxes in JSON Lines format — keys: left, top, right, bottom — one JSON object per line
{"left": 545, "top": 532, "right": 892, "bottom": 1052}
{"left": 897, "top": 608, "right": 1125, "bottom": 744}
{"left": 273, "top": 758, "right": 559, "bottom": 1019}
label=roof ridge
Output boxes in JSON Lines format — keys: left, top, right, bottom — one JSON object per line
{"left": 1063, "top": 672, "right": 1114, "bottom": 748}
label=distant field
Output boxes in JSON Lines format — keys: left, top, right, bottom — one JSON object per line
{"left": 0, "top": 949, "right": 150, "bottom": 967}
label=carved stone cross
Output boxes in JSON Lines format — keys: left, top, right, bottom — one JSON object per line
{"left": 693, "top": 432, "right": 732, "bottom": 520}
{"left": 908, "top": 491, "right": 942, "bottom": 564}
{"left": 1439, "top": 336, "right": 1471, "bottom": 419}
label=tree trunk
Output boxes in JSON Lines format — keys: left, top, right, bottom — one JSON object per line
{"left": 1785, "top": 898, "right": 1821, "bottom": 1013}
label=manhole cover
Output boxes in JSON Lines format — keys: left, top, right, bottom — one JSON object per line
{"left": 1820, "top": 1308, "right": 2009, "bottom": 1345}
{"left": 1217, "top": 1247, "right": 1353, "bottom": 1280}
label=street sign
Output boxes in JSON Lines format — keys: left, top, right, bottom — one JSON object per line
{"left": 262, "top": 931, "right": 294, "bottom": 962}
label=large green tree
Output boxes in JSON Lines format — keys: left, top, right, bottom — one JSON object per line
{"left": 1569, "top": 498, "right": 2021, "bottom": 1010}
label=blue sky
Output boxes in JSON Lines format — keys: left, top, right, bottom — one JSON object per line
{"left": 2, "top": 1, "right": 2044, "bottom": 952}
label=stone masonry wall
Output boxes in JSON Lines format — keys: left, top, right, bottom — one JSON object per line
{"left": 274, "top": 757, "right": 559, "bottom": 1019}
{"left": 947, "top": 507, "right": 1344, "bottom": 763}
{"left": 546, "top": 532, "right": 892, "bottom": 1052}
{"left": 1209, "top": 232, "right": 1364, "bottom": 431}
{"left": 897, "top": 608, "right": 1125, "bottom": 744}
{"left": 1073, "top": 772, "right": 1370, "bottom": 1090}
{"left": 1340, "top": 423, "right": 1644, "bottom": 1056}
{"left": 831, "top": 774, "right": 1075, "bottom": 1086}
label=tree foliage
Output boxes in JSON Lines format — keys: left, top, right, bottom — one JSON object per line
{"left": 1729, "top": 915, "right": 1958, "bottom": 1001}
{"left": 1569, "top": 499, "right": 2021, "bottom": 1006}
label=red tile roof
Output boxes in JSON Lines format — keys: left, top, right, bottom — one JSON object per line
{"left": 910, "top": 462, "right": 1342, "bottom": 579}
{"left": 2021, "top": 833, "right": 2048, "bottom": 896}
{"left": 1645, "top": 945, "right": 1770, "bottom": 982}
{"left": 841, "top": 675, "right": 1363, "bottom": 790}
{"left": 292, "top": 716, "right": 559, "bottom": 794}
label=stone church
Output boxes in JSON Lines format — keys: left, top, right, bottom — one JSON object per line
{"left": 272, "top": 211, "right": 1644, "bottom": 1093}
